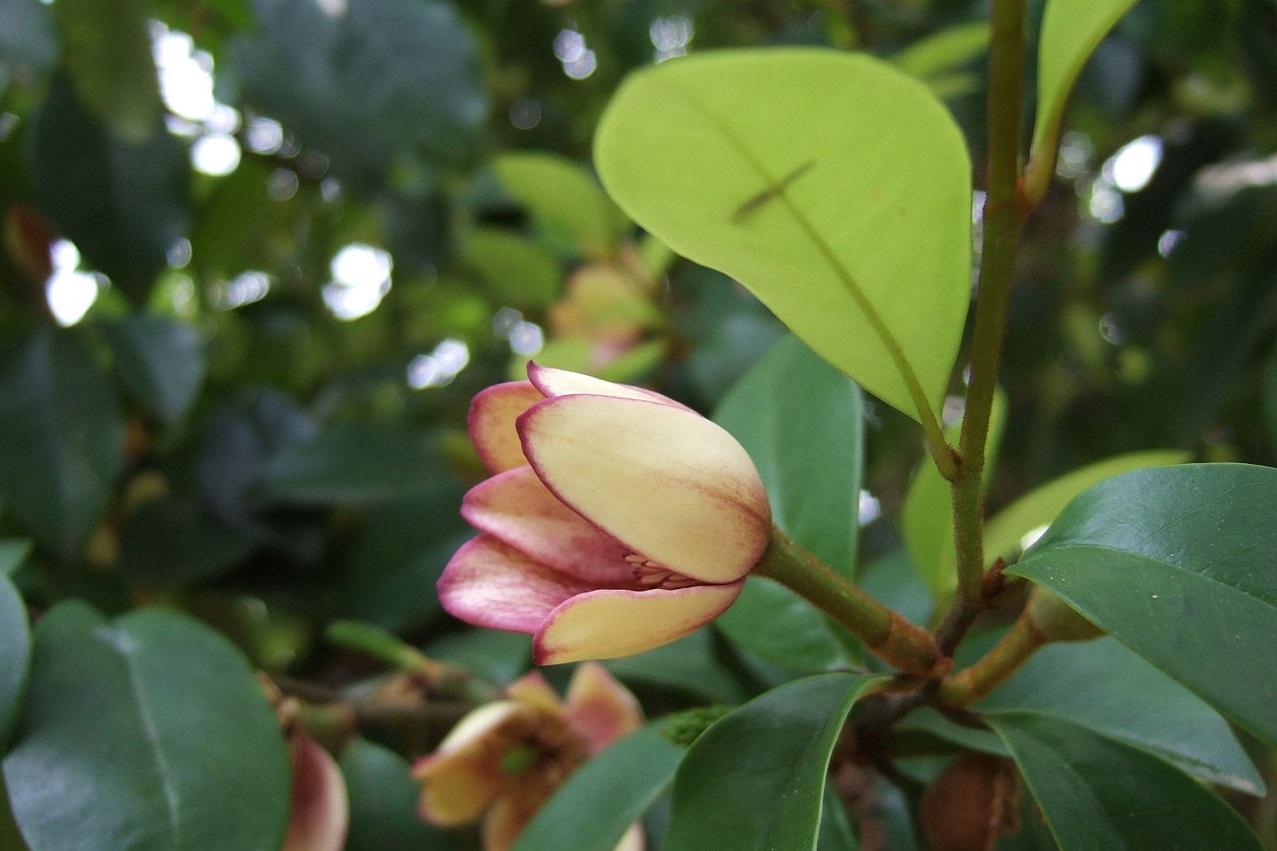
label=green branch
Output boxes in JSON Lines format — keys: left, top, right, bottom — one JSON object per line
{"left": 940, "top": 0, "right": 1028, "bottom": 649}
{"left": 754, "top": 528, "right": 944, "bottom": 675}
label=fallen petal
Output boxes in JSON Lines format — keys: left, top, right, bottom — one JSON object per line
{"left": 439, "top": 536, "right": 591, "bottom": 633}
{"left": 469, "top": 381, "right": 545, "bottom": 474}
{"left": 519, "top": 395, "right": 770, "bottom": 583}
{"left": 462, "top": 467, "right": 634, "bottom": 586}
{"left": 534, "top": 582, "right": 744, "bottom": 664}
{"left": 528, "top": 362, "right": 687, "bottom": 409}
{"left": 564, "top": 662, "right": 644, "bottom": 753}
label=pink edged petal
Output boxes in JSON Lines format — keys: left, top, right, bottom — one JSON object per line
{"left": 468, "top": 381, "right": 545, "bottom": 474}
{"left": 533, "top": 582, "right": 744, "bottom": 665}
{"left": 461, "top": 467, "right": 634, "bottom": 586}
{"left": 527, "top": 362, "right": 689, "bottom": 410}
{"left": 438, "top": 536, "right": 591, "bottom": 634}
{"left": 282, "top": 731, "right": 349, "bottom": 851}
{"left": 505, "top": 671, "right": 565, "bottom": 715}
{"left": 564, "top": 662, "right": 643, "bottom": 753}
{"left": 519, "top": 395, "right": 771, "bottom": 584}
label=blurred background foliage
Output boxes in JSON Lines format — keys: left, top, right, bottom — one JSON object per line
{"left": 1, "top": 0, "right": 1276, "bottom": 846}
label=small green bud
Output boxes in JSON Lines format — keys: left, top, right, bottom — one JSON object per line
{"left": 660, "top": 705, "right": 734, "bottom": 746}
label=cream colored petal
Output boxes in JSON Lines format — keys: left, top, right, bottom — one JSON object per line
{"left": 438, "top": 536, "right": 591, "bottom": 633}
{"left": 483, "top": 789, "right": 552, "bottom": 851}
{"left": 534, "top": 582, "right": 744, "bottom": 665}
{"left": 468, "top": 381, "right": 544, "bottom": 474}
{"left": 506, "top": 671, "right": 565, "bottom": 715}
{"left": 462, "top": 467, "right": 634, "bottom": 586}
{"left": 519, "top": 395, "right": 770, "bottom": 583}
{"left": 413, "top": 702, "right": 523, "bottom": 826}
{"left": 564, "top": 662, "right": 644, "bottom": 753}
{"left": 528, "top": 362, "right": 687, "bottom": 409}
{"left": 614, "top": 824, "right": 646, "bottom": 851}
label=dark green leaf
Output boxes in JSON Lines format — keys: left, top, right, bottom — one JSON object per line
{"left": 0, "top": 541, "right": 31, "bottom": 576}
{"left": 818, "top": 785, "right": 859, "bottom": 851}
{"left": 53, "top": 0, "right": 161, "bottom": 141}
{"left": 118, "top": 498, "right": 257, "bottom": 590}
{"left": 100, "top": 316, "right": 206, "bottom": 425}
{"left": 664, "top": 673, "right": 882, "bottom": 851}
{"left": 0, "top": 573, "right": 29, "bottom": 747}
{"left": 716, "top": 578, "right": 853, "bottom": 672}
{"left": 1010, "top": 463, "right": 1277, "bottom": 746}
{"left": 713, "top": 335, "right": 862, "bottom": 671}
{"left": 425, "top": 630, "right": 531, "bottom": 687}
{"left": 716, "top": 335, "right": 862, "bottom": 576}
{"left": 979, "top": 638, "right": 1261, "bottom": 794}
{"left": 0, "top": 328, "right": 124, "bottom": 560}
{"left": 515, "top": 725, "right": 683, "bottom": 851}
{"left": 233, "top": 0, "right": 487, "bottom": 175}
{"left": 988, "top": 712, "right": 1261, "bottom": 850}
{"left": 257, "top": 424, "right": 440, "bottom": 506}
{"left": 3, "top": 602, "right": 291, "bottom": 851}
{"left": 344, "top": 486, "right": 469, "bottom": 633}
{"left": 341, "top": 737, "right": 475, "bottom": 851}
{"left": 28, "top": 78, "right": 189, "bottom": 303}
{"left": 604, "top": 628, "right": 749, "bottom": 704}
{"left": 0, "top": 0, "right": 56, "bottom": 80}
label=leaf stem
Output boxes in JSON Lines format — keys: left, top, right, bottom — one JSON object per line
{"left": 936, "top": 607, "right": 1046, "bottom": 705}
{"left": 326, "top": 620, "right": 500, "bottom": 703}
{"left": 943, "top": 0, "right": 1028, "bottom": 642}
{"left": 754, "top": 527, "right": 945, "bottom": 675}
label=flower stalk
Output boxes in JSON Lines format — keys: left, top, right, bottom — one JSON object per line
{"left": 754, "top": 528, "right": 945, "bottom": 675}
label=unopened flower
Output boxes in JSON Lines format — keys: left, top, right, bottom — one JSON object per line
{"left": 414, "top": 662, "right": 644, "bottom": 851}
{"left": 439, "top": 363, "right": 771, "bottom": 664}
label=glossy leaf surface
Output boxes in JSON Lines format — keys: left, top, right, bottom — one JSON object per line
{"left": 983, "top": 449, "right": 1187, "bottom": 567}
{"left": 341, "top": 738, "right": 472, "bottom": 851}
{"left": 3, "top": 602, "right": 291, "bottom": 851}
{"left": 597, "top": 50, "right": 971, "bottom": 420}
{"left": 714, "top": 335, "right": 862, "bottom": 670}
{"left": 515, "top": 724, "right": 683, "bottom": 851}
{"left": 664, "top": 673, "right": 881, "bottom": 851}
{"left": 1011, "top": 464, "right": 1277, "bottom": 746}
{"left": 989, "top": 712, "right": 1261, "bottom": 850}
{"left": 0, "top": 329, "right": 124, "bottom": 560}
{"left": 0, "top": 573, "right": 29, "bottom": 747}
{"left": 101, "top": 316, "right": 206, "bottom": 425}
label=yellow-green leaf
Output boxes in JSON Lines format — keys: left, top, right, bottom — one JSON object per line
{"left": 596, "top": 49, "right": 972, "bottom": 422}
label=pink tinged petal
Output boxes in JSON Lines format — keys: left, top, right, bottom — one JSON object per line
{"left": 281, "top": 732, "right": 349, "bottom": 851}
{"left": 564, "top": 662, "right": 644, "bottom": 753}
{"left": 461, "top": 467, "right": 635, "bottom": 586}
{"left": 468, "top": 381, "right": 544, "bottom": 474}
{"left": 413, "top": 701, "right": 522, "bottom": 826}
{"left": 438, "top": 536, "right": 591, "bottom": 634}
{"left": 533, "top": 582, "right": 744, "bottom": 665}
{"left": 506, "top": 671, "right": 565, "bottom": 715}
{"left": 527, "top": 362, "right": 688, "bottom": 410}
{"left": 519, "top": 395, "right": 771, "bottom": 584}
